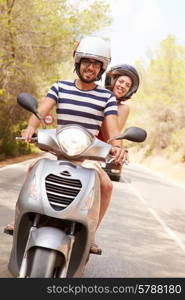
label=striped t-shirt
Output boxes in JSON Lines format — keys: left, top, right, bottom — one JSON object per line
{"left": 47, "top": 80, "right": 118, "bottom": 136}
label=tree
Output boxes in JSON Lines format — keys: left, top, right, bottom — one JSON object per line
{"left": 0, "top": 0, "right": 111, "bottom": 159}
{"left": 138, "top": 35, "right": 185, "bottom": 105}
{"left": 129, "top": 36, "right": 185, "bottom": 162}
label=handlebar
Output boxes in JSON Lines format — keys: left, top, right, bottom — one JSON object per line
{"left": 106, "top": 155, "right": 115, "bottom": 164}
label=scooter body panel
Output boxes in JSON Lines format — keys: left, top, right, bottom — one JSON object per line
{"left": 8, "top": 158, "right": 100, "bottom": 277}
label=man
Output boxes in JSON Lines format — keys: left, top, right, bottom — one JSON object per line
{"left": 10, "top": 37, "right": 128, "bottom": 254}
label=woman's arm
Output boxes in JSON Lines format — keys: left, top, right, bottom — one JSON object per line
{"left": 117, "top": 103, "right": 130, "bottom": 132}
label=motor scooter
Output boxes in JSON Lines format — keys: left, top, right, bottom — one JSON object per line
{"left": 8, "top": 93, "right": 147, "bottom": 278}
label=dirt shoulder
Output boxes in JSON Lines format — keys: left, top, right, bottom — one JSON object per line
{"left": 0, "top": 152, "right": 42, "bottom": 168}
{"left": 131, "top": 150, "right": 185, "bottom": 185}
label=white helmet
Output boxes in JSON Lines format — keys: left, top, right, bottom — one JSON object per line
{"left": 74, "top": 36, "right": 111, "bottom": 81}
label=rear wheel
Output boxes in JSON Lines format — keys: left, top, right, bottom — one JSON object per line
{"left": 28, "top": 247, "right": 65, "bottom": 278}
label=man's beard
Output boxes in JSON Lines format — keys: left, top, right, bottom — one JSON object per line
{"left": 79, "top": 72, "right": 97, "bottom": 83}
{"left": 75, "top": 63, "right": 102, "bottom": 83}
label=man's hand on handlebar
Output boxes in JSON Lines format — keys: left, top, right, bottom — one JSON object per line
{"left": 21, "top": 126, "right": 36, "bottom": 143}
{"left": 111, "top": 146, "right": 129, "bottom": 165}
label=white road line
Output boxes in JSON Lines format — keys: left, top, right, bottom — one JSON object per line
{"left": 125, "top": 179, "right": 185, "bottom": 253}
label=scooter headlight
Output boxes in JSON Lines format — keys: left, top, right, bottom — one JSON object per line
{"left": 57, "top": 125, "right": 93, "bottom": 156}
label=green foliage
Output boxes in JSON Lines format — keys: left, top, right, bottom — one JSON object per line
{"left": 130, "top": 35, "right": 185, "bottom": 163}
{"left": 0, "top": 0, "right": 111, "bottom": 160}
{"left": 137, "top": 35, "right": 185, "bottom": 104}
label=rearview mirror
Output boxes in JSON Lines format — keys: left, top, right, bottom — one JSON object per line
{"left": 117, "top": 126, "right": 147, "bottom": 143}
{"left": 108, "top": 126, "right": 147, "bottom": 143}
{"left": 17, "top": 93, "right": 41, "bottom": 120}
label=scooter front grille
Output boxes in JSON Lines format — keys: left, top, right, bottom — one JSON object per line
{"left": 45, "top": 173, "right": 82, "bottom": 211}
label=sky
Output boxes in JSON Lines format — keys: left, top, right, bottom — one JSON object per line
{"left": 103, "top": 0, "right": 185, "bottom": 66}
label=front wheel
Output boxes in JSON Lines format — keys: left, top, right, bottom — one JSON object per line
{"left": 28, "top": 247, "right": 65, "bottom": 278}
{"left": 110, "top": 175, "right": 121, "bottom": 182}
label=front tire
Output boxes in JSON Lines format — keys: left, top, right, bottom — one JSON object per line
{"left": 110, "top": 175, "right": 121, "bottom": 182}
{"left": 28, "top": 247, "right": 65, "bottom": 278}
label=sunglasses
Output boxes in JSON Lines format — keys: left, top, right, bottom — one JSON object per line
{"left": 80, "top": 58, "right": 102, "bottom": 68}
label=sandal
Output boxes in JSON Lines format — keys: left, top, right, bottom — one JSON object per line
{"left": 4, "top": 224, "right": 14, "bottom": 236}
{"left": 90, "top": 243, "right": 102, "bottom": 255}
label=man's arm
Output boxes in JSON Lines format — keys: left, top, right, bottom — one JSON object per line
{"left": 101, "top": 114, "right": 121, "bottom": 146}
{"left": 22, "top": 97, "right": 56, "bottom": 142}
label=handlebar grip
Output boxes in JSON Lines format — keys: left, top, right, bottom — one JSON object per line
{"left": 15, "top": 137, "right": 25, "bottom": 140}
{"left": 15, "top": 137, "right": 38, "bottom": 142}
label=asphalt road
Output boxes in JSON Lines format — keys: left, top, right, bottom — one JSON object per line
{"left": 0, "top": 158, "right": 185, "bottom": 278}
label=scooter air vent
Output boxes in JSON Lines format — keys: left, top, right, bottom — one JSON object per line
{"left": 45, "top": 173, "right": 82, "bottom": 211}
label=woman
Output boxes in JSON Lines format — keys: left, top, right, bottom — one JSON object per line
{"left": 99, "top": 64, "right": 140, "bottom": 180}
{"left": 99, "top": 64, "right": 140, "bottom": 138}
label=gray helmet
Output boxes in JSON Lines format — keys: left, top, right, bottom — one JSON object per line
{"left": 74, "top": 37, "right": 111, "bottom": 82}
{"left": 105, "top": 64, "right": 140, "bottom": 100}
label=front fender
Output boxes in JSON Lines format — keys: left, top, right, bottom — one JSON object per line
{"left": 28, "top": 227, "right": 70, "bottom": 259}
